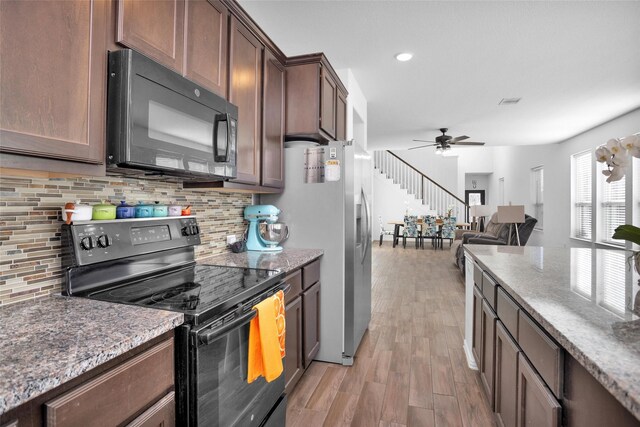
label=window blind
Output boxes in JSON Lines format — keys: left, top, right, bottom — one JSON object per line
{"left": 571, "top": 249, "right": 592, "bottom": 297}
{"left": 531, "top": 167, "right": 544, "bottom": 229}
{"left": 573, "top": 152, "right": 592, "bottom": 239}
{"left": 600, "top": 165, "right": 625, "bottom": 245}
{"left": 600, "top": 250, "right": 626, "bottom": 315}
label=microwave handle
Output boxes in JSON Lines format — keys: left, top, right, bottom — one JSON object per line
{"left": 213, "top": 113, "right": 231, "bottom": 163}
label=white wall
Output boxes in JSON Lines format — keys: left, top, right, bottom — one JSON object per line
{"left": 373, "top": 171, "right": 432, "bottom": 242}
{"left": 373, "top": 107, "right": 640, "bottom": 248}
{"left": 481, "top": 107, "right": 640, "bottom": 248}
{"left": 393, "top": 149, "right": 458, "bottom": 195}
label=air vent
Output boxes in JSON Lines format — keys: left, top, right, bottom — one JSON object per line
{"left": 499, "top": 98, "right": 521, "bottom": 105}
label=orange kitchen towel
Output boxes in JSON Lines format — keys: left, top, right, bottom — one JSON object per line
{"left": 247, "top": 290, "right": 286, "bottom": 383}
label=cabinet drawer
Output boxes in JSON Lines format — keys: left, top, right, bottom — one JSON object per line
{"left": 497, "top": 287, "right": 519, "bottom": 340}
{"left": 284, "top": 269, "right": 302, "bottom": 304}
{"left": 473, "top": 262, "right": 483, "bottom": 287}
{"left": 126, "top": 391, "right": 175, "bottom": 427}
{"left": 45, "top": 338, "right": 174, "bottom": 427}
{"left": 518, "top": 311, "right": 563, "bottom": 399}
{"left": 482, "top": 272, "right": 498, "bottom": 310}
{"left": 302, "top": 259, "right": 320, "bottom": 290}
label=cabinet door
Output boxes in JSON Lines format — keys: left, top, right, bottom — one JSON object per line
{"left": 472, "top": 285, "right": 483, "bottom": 367}
{"left": 229, "top": 16, "right": 263, "bottom": 185}
{"left": 126, "top": 391, "right": 175, "bottom": 427}
{"left": 117, "top": 0, "right": 184, "bottom": 73}
{"left": 184, "top": 0, "right": 227, "bottom": 97}
{"left": 0, "top": 0, "right": 108, "bottom": 164}
{"left": 336, "top": 90, "right": 347, "bottom": 141}
{"left": 495, "top": 321, "right": 519, "bottom": 427}
{"left": 261, "top": 49, "right": 285, "bottom": 188}
{"left": 302, "top": 281, "right": 321, "bottom": 367}
{"left": 284, "top": 296, "right": 303, "bottom": 394}
{"left": 480, "top": 299, "right": 497, "bottom": 409}
{"left": 319, "top": 67, "right": 337, "bottom": 138}
{"left": 517, "top": 353, "right": 561, "bottom": 427}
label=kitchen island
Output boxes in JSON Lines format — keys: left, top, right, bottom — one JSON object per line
{"left": 463, "top": 245, "right": 640, "bottom": 426}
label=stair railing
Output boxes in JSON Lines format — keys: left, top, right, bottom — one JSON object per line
{"left": 374, "top": 150, "right": 468, "bottom": 220}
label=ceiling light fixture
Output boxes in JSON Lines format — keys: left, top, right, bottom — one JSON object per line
{"left": 395, "top": 52, "right": 413, "bottom": 62}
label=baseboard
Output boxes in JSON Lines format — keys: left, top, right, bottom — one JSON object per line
{"left": 463, "top": 340, "right": 478, "bottom": 370}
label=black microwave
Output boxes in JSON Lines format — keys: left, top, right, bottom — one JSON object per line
{"left": 106, "top": 49, "right": 237, "bottom": 180}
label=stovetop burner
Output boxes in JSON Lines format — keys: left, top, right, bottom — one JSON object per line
{"left": 84, "top": 264, "right": 283, "bottom": 325}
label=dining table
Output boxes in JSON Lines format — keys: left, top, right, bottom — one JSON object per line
{"left": 388, "top": 220, "right": 472, "bottom": 248}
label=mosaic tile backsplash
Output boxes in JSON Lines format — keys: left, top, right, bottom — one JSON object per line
{"left": 0, "top": 174, "right": 252, "bottom": 306}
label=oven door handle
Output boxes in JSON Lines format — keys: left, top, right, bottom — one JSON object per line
{"left": 198, "top": 310, "right": 257, "bottom": 346}
{"left": 281, "top": 283, "right": 291, "bottom": 295}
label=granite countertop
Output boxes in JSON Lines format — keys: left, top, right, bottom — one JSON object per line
{"left": 465, "top": 245, "right": 640, "bottom": 420}
{"left": 0, "top": 296, "right": 183, "bottom": 416}
{"left": 199, "top": 248, "right": 323, "bottom": 274}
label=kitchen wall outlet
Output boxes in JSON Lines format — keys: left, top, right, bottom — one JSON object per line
{"left": 226, "top": 235, "right": 237, "bottom": 245}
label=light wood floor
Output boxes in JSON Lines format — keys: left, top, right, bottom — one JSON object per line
{"left": 285, "top": 244, "right": 496, "bottom": 427}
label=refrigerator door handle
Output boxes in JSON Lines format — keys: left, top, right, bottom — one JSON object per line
{"left": 361, "top": 188, "right": 370, "bottom": 265}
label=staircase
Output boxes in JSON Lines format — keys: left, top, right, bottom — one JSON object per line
{"left": 374, "top": 150, "right": 467, "bottom": 219}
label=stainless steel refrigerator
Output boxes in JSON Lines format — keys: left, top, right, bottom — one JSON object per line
{"left": 262, "top": 140, "right": 372, "bottom": 365}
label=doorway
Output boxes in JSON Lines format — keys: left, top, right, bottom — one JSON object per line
{"left": 465, "top": 190, "right": 485, "bottom": 222}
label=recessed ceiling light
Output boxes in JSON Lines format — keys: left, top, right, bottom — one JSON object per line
{"left": 499, "top": 97, "right": 521, "bottom": 105}
{"left": 395, "top": 52, "right": 413, "bottom": 62}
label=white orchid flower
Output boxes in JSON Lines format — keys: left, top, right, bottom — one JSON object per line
{"left": 621, "top": 134, "right": 640, "bottom": 158}
{"left": 611, "top": 150, "right": 630, "bottom": 167}
{"left": 602, "top": 165, "right": 626, "bottom": 183}
{"left": 595, "top": 145, "right": 611, "bottom": 163}
{"left": 605, "top": 138, "right": 624, "bottom": 156}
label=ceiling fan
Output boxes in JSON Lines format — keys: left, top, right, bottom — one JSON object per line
{"left": 409, "top": 128, "right": 485, "bottom": 151}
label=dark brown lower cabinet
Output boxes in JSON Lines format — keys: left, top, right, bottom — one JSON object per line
{"left": 495, "top": 321, "right": 519, "bottom": 427}
{"left": 126, "top": 391, "right": 175, "bottom": 427}
{"left": 302, "top": 281, "right": 321, "bottom": 367}
{"left": 480, "top": 300, "right": 497, "bottom": 409}
{"left": 44, "top": 337, "right": 174, "bottom": 427}
{"left": 285, "top": 295, "right": 303, "bottom": 394}
{"left": 472, "top": 285, "right": 483, "bottom": 367}
{"left": 517, "top": 353, "right": 561, "bottom": 427}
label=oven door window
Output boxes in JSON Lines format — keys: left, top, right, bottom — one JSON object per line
{"left": 131, "top": 75, "right": 220, "bottom": 174}
{"left": 193, "top": 318, "right": 282, "bottom": 427}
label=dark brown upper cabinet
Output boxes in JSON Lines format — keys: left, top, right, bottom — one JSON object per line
{"left": 0, "top": 0, "right": 109, "bottom": 175}
{"left": 285, "top": 53, "right": 347, "bottom": 143}
{"left": 118, "top": 0, "right": 228, "bottom": 97}
{"left": 228, "top": 16, "right": 263, "bottom": 185}
{"left": 117, "top": 0, "right": 185, "bottom": 73}
{"left": 336, "top": 90, "right": 347, "bottom": 141}
{"left": 184, "top": 0, "right": 228, "bottom": 97}
{"left": 261, "top": 49, "right": 286, "bottom": 189}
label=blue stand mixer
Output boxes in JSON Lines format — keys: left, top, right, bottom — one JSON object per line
{"left": 244, "top": 205, "right": 289, "bottom": 252}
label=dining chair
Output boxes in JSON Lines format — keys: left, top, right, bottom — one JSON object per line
{"left": 403, "top": 215, "right": 421, "bottom": 249}
{"left": 442, "top": 216, "right": 457, "bottom": 247}
{"left": 422, "top": 215, "right": 440, "bottom": 249}
{"left": 378, "top": 216, "right": 394, "bottom": 246}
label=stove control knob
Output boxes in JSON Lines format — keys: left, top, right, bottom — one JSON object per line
{"left": 182, "top": 226, "right": 190, "bottom": 236}
{"left": 80, "top": 236, "right": 94, "bottom": 250}
{"left": 97, "top": 234, "right": 112, "bottom": 248}
{"left": 194, "top": 225, "right": 200, "bottom": 235}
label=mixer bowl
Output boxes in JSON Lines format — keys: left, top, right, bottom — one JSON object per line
{"left": 259, "top": 223, "right": 289, "bottom": 245}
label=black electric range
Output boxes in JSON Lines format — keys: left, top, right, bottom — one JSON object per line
{"left": 61, "top": 217, "right": 287, "bottom": 426}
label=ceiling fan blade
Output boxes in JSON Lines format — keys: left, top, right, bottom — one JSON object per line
{"left": 412, "top": 139, "right": 436, "bottom": 143}
{"left": 451, "top": 135, "right": 469, "bottom": 142}
{"left": 451, "top": 141, "right": 485, "bottom": 146}
{"left": 408, "top": 143, "right": 438, "bottom": 150}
